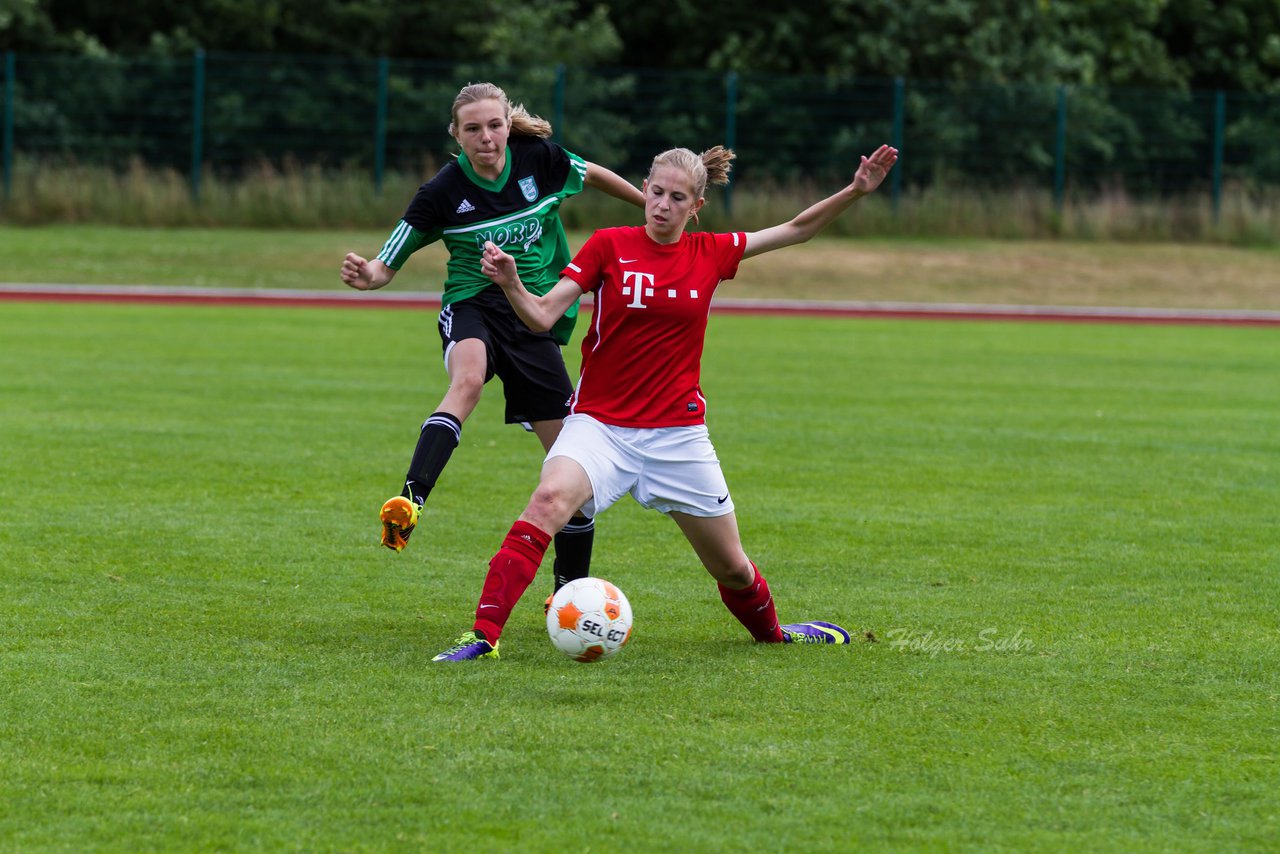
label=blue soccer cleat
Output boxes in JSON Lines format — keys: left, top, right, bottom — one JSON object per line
{"left": 431, "top": 630, "right": 500, "bottom": 662}
{"left": 780, "top": 621, "right": 850, "bottom": 644}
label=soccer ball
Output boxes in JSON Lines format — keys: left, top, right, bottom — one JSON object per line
{"left": 546, "top": 577, "right": 633, "bottom": 662}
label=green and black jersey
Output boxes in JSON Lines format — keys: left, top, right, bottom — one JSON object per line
{"left": 377, "top": 136, "right": 588, "bottom": 344}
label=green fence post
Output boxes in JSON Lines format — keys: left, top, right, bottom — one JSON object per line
{"left": 1053, "top": 84, "right": 1067, "bottom": 211}
{"left": 891, "top": 76, "right": 904, "bottom": 212}
{"left": 724, "top": 70, "right": 738, "bottom": 216}
{"left": 375, "top": 56, "right": 388, "bottom": 194}
{"left": 3, "top": 52, "right": 14, "bottom": 202}
{"left": 190, "top": 50, "right": 205, "bottom": 203}
{"left": 552, "top": 64, "right": 566, "bottom": 145}
{"left": 1212, "top": 89, "right": 1225, "bottom": 223}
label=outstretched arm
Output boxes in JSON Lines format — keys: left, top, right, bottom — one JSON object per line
{"left": 742, "top": 145, "right": 898, "bottom": 260}
{"left": 585, "top": 161, "right": 646, "bottom": 208}
{"left": 480, "top": 241, "right": 583, "bottom": 332}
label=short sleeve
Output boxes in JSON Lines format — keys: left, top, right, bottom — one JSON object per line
{"left": 561, "top": 231, "right": 607, "bottom": 293}
{"left": 713, "top": 231, "right": 748, "bottom": 280}
{"left": 400, "top": 180, "right": 444, "bottom": 234}
{"left": 541, "top": 138, "right": 586, "bottom": 198}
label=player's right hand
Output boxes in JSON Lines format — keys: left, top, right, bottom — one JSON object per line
{"left": 481, "top": 241, "right": 519, "bottom": 289}
{"left": 341, "top": 252, "right": 370, "bottom": 289}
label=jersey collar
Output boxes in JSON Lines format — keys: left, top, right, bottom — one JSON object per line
{"left": 457, "top": 148, "right": 512, "bottom": 192}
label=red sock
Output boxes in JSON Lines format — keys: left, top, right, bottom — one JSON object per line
{"left": 717, "top": 562, "right": 784, "bottom": 643}
{"left": 473, "top": 520, "right": 552, "bottom": 642}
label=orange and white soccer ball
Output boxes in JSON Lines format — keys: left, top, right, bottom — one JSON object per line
{"left": 546, "top": 577, "right": 633, "bottom": 662}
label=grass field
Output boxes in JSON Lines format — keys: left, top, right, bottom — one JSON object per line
{"left": 2, "top": 283, "right": 1278, "bottom": 849}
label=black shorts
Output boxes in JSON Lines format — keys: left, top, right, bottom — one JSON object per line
{"left": 437, "top": 285, "right": 574, "bottom": 425}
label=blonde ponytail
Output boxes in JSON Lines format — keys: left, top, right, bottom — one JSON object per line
{"left": 647, "top": 145, "right": 737, "bottom": 198}
{"left": 509, "top": 103, "right": 553, "bottom": 139}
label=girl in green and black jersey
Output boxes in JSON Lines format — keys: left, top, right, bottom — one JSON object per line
{"left": 340, "top": 82, "right": 644, "bottom": 592}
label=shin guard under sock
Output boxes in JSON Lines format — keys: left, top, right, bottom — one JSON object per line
{"left": 717, "top": 562, "right": 785, "bottom": 643}
{"left": 403, "top": 412, "right": 462, "bottom": 505}
{"left": 473, "top": 520, "right": 552, "bottom": 641}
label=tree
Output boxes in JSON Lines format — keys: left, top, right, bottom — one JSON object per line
{"left": 1158, "top": 0, "right": 1280, "bottom": 94}
{"left": 3, "top": 0, "right": 1279, "bottom": 95}
{"left": 458, "top": 0, "right": 621, "bottom": 67}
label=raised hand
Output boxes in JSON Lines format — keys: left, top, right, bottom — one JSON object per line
{"left": 851, "top": 145, "right": 899, "bottom": 196}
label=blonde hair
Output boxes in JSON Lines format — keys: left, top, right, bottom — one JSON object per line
{"left": 448, "top": 82, "right": 553, "bottom": 139}
{"left": 647, "top": 146, "right": 736, "bottom": 199}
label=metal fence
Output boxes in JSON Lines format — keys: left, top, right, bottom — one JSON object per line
{"left": 3, "top": 50, "right": 1278, "bottom": 214}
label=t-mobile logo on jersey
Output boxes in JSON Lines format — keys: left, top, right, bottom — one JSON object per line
{"left": 621, "top": 270, "right": 655, "bottom": 309}
{"left": 621, "top": 271, "right": 700, "bottom": 309}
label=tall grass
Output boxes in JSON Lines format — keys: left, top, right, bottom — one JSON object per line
{"left": 1, "top": 158, "right": 1276, "bottom": 245}
{"left": 0, "top": 158, "right": 396, "bottom": 229}
{"left": 704, "top": 178, "right": 1280, "bottom": 245}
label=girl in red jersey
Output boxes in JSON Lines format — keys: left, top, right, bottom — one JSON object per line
{"left": 431, "top": 142, "right": 898, "bottom": 661}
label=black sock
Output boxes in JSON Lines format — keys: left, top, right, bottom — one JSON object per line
{"left": 552, "top": 516, "right": 595, "bottom": 591}
{"left": 402, "top": 412, "right": 462, "bottom": 506}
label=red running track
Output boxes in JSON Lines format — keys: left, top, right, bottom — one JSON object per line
{"left": 3, "top": 284, "right": 1279, "bottom": 327}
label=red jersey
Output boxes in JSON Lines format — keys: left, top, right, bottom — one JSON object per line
{"left": 559, "top": 225, "right": 747, "bottom": 428}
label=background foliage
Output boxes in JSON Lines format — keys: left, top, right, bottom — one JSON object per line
{"left": 2, "top": 2, "right": 1279, "bottom": 237}
{"left": 3, "top": 0, "right": 1280, "bottom": 93}
{"left": 4, "top": 55, "right": 1278, "bottom": 196}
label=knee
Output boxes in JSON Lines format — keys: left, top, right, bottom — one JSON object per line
{"left": 523, "top": 483, "right": 577, "bottom": 532}
{"left": 707, "top": 555, "right": 754, "bottom": 589}
{"left": 447, "top": 371, "right": 485, "bottom": 406}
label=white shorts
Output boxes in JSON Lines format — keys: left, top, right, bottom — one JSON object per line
{"left": 547, "top": 413, "right": 734, "bottom": 519}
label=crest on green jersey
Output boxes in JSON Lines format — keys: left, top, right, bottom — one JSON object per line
{"left": 518, "top": 176, "right": 538, "bottom": 202}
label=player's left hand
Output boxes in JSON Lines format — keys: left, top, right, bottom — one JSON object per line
{"left": 481, "top": 241, "right": 519, "bottom": 288}
{"left": 850, "top": 145, "right": 899, "bottom": 196}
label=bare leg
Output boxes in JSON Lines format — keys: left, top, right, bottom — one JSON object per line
{"left": 669, "top": 511, "right": 754, "bottom": 588}
{"left": 532, "top": 419, "right": 596, "bottom": 590}
{"left": 519, "top": 455, "right": 595, "bottom": 535}
{"left": 670, "top": 511, "right": 783, "bottom": 642}
{"left": 398, "top": 338, "right": 489, "bottom": 509}
{"left": 436, "top": 338, "right": 488, "bottom": 422}
{"left": 470, "top": 456, "right": 595, "bottom": 642}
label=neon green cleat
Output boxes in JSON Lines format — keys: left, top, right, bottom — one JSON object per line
{"left": 432, "top": 630, "right": 500, "bottom": 662}
{"left": 380, "top": 495, "right": 420, "bottom": 552}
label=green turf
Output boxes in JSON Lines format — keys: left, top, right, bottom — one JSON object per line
{"left": 1, "top": 301, "right": 1277, "bottom": 850}
{"left": 0, "top": 225, "right": 393, "bottom": 291}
